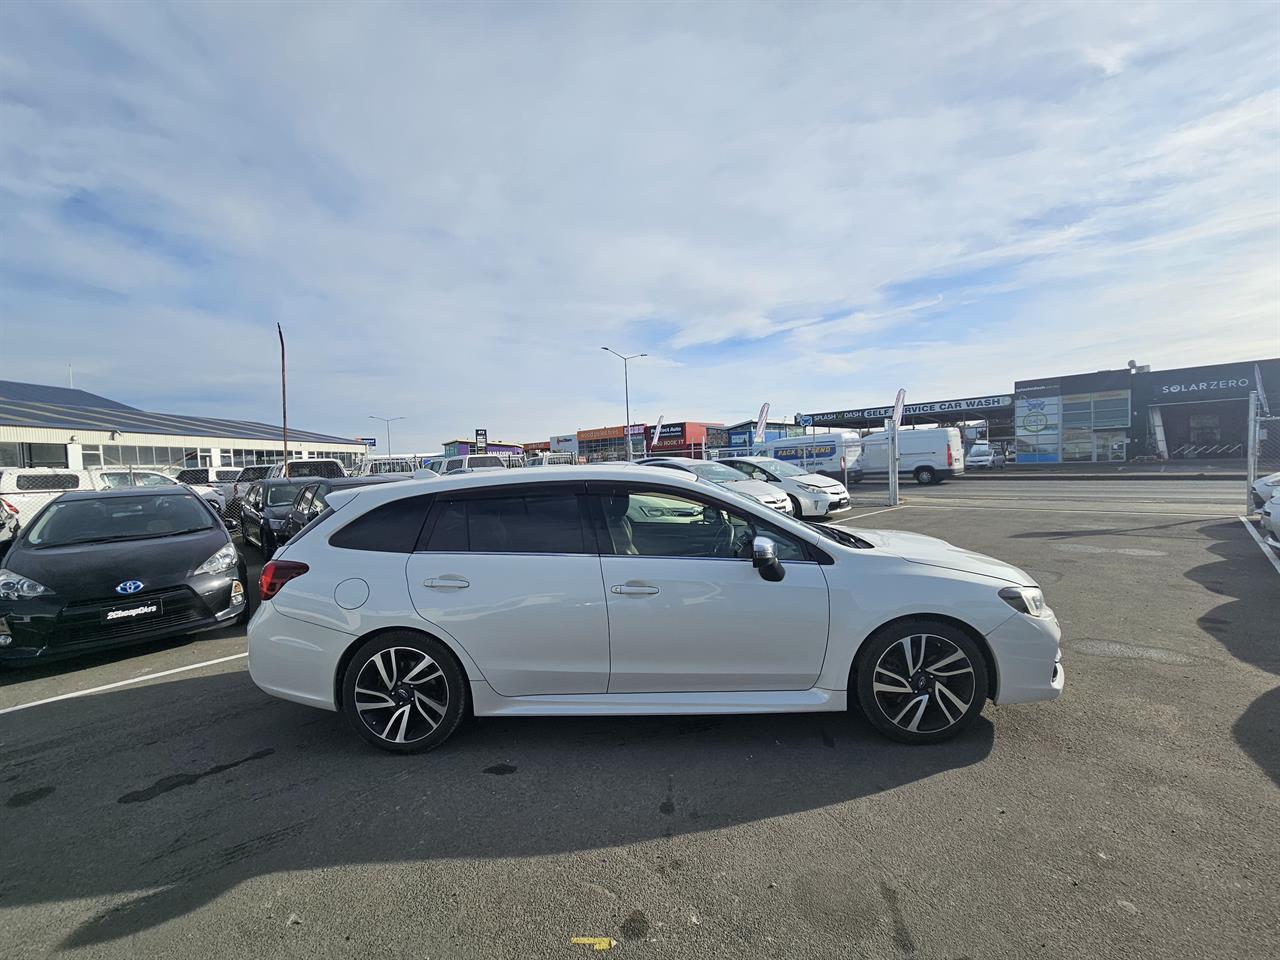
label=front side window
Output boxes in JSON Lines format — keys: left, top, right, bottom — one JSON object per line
{"left": 597, "top": 488, "right": 807, "bottom": 561}
{"left": 420, "top": 492, "right": 587, "bottom": 554}
{"left": 294, "top": 486, "right": 316, "bottom": 514}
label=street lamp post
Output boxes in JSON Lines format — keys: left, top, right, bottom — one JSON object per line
{"left": 368, "top": 415, "right": 405, "bottom": 458}
{"left": 601, "top": 346, "right": 647, "bottom": 461}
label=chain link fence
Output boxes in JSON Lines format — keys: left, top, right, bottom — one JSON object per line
{"left": 1246, "top": 391, "right": 1280, "bottom": 516}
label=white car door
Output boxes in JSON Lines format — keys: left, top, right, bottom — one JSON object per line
{"left": 592, "top": 481, "right": 830, "bottom": 693}
{"left": 404, "top": 482, "right": 610, "bottom": 696}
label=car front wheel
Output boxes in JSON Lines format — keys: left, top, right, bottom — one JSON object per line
{"left": 854, "top": 619, "right": 989, "bottom": 744}
{"left": 341, "top": 631, "right": 468, "bottom": 753}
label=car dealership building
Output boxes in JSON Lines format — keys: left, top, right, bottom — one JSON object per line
{"left": 0, "top": 380, "right": 366, "bottom": 471}
{"left": 802, "top": 357, "right": 1278, "bottom": 464}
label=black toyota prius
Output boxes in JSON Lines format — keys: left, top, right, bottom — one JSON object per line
{"left": 0, "top": 488, "right": 248, "bottom": 663}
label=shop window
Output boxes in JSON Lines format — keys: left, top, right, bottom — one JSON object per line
{"left": 1, "top": 442, "right": 22, "bottom": 467}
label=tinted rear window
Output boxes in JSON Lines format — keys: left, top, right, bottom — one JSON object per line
{"left": 420, "top": 493, "right": 586, "bottom": 554}
{"left": 216, "top": 470, "right": 241, "bottom": 481}
{"left": 238, "top": 467, "right": 270, "bottom": 481}
{"left": 328, "top": 495, "right": 433, "bottom": 552}
{"left": 16, "top": 474, "right": 80, "bottom": 491}
{"left": 467, "top": 456, "right": 504, "bottom": 469}
{"left": 176, "top": 469, "right": 207, "bottom": 484}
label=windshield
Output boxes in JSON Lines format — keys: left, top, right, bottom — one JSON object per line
{"left": 691, "top": 462, "right": 750, "bottom": 483}
{"left": 467, "top": 456, "right": 504, "bottom": 469}
{"left": 753, "top": 458, "right": 808, "bottom": 478}
{"left": 266, "top": 483, "right": 304, "bottom": 506}
{"left": 23, "top": 494, "right": 215, "bottom": 547}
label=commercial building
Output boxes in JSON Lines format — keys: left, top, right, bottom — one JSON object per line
{"left": 442, "top": 438, "right": 523, "bottom": 458}
{"left": 1013, "top": 358, "right": 1278, "bottom": 463}
{"left": 645, "top": 421, "right": 727, "bottom": 456}
{"left": 724, "top": 418, "right": 807, "bottom": 451}
{"left": 0, "top": 380, "right": 366, "bottom": 471}
{"left": 576, "top": 424, "right": 647, "bottom": 461}
{"left": 801, "top": 357, "right": 1278, "bottom": 464}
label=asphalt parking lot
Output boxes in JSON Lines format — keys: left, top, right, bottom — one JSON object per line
{"left": 2, "top": 480, "right": 1277, "bottom": 959}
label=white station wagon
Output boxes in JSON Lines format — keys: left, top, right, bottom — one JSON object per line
{"left": 248, "top": 465, "right": 1063, "bottom": 753}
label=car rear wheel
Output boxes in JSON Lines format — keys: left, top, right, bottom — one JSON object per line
{"left": 914, "top": 466, "right": 936, "bottom": 485}
{"left": 854, "top": 619, "right": 989, "bottom": 744}
{"left": 341, "top": 632, "right": 468, "bottom": 753}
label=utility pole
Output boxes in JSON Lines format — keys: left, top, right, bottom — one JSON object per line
{"left": 601, "top": 347, "right": 647, "bottom": 461}
{"left": 278, "top": 323, "right": 289, "bottom": 464}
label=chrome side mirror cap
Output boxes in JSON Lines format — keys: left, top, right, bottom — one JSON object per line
{"left": 752, "top": 536, "right": 785, "bottom": 582}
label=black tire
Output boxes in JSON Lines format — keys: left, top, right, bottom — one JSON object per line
{"left": 260, "top": 527, "right": 276, "bottom": 561}
{"left": 914, "top": 466, "right": 936, "bottom": 485}
{"left": 340, "top": 631, "right": 468, "bottom": 754}
{"left": 853, "top": 619, "right": 989, "bottom": 744}
{"left": 788, "top": 494, "right": 805, "bottom": 518}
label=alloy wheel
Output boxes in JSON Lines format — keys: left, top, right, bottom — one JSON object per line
{"left": 871, "top": 633, "right": 975, "bottom": 734}
{"left": 352, "top": 646, "right": 450, "bottom": 744}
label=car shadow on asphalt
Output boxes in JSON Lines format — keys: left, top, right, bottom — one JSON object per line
{"left": 1183, "top": 519, "right": 1280, "bottom": 786}
{"left": 0, "top": 669, "right": 994, "bottom": 948}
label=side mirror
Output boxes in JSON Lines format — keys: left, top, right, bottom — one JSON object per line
{"left": 752, "top": 536, "right": 785, "bottom": 582}
{"left": 223, "top": 516, "right": 240, "bottom": 532}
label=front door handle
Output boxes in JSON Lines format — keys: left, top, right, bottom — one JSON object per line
{"left": 425, "top": 577, "right": 470, "bottom": 589}
{"left": 611, "top": 584, "right": 659, "bottom": 596}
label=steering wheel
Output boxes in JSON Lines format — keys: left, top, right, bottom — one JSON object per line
{"left": 729, "top": 526, "right": 755, "bottom": 559}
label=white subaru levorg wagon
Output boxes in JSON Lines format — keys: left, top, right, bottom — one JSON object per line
{"left": 248, "top": 465, "right": 1063, "bottom": 753}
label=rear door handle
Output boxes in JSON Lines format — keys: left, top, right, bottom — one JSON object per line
{"left": 611, "top": 584, "right": 659, "bottom": 596}
{"left": 425, "top": 577, "right": 470, "bottom": 589}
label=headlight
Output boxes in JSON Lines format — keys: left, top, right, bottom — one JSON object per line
{"left": 194, "top": 542, "right": 238, "bottom": 577}
{"left": 797, "top": 483, "right": 827, "bottom": 494}
{"left": 999, "top": 585, "right": 1047, "bottom": 617}
{"left": 0, "top": 569, "right": 51, "bottom": 601}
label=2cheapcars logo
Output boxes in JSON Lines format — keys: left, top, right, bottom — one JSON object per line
{"left": 106, "top": 604, "right": 157, "bottom": 621}
{"left": 1161, "top": 378, "right": 1249, "bottom": 394}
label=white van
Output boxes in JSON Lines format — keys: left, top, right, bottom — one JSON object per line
{"left": 859, "top": 427, "right": 965, "bottom": 484}
{"left": 755, "top": 432, "right": 864, "bottom": 484}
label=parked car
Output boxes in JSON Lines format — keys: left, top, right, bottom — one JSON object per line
{"left": 965, "top": 442, "right": 1005, "bottom": 470}
{"left": 357, "top": 457, "right": 419, "bottom": 477}
{"left": 92, "top": 468, "right": 226, "bottom": 514}
{"left": 0, "top": 467, "right": 225, "bottom": 520}
{"left": 0, "top": 497, "right": 18, "bottom": 551}
{"left": 267, "top": 458, "right": 347, "bottom": 480}
{"left": 247, "top": 465, "right": 1064, "bottom": 753}
{"left": 526, "top": 453, "right": 576, "bottom": 467}
{"left": 0, "top": 488, "right": 247, "bottom": 663}
{"left": 1260, "top": 490, "right": 1280, "bottom": 551}
{"left": 225, "top": 465, "right": 273, "bottom": 520}
{"left": 636, "top": 457, "right": 792, "bottom": 514}
{"left": 440, "top": 454, "right": 507, "bottom": 474}
{"left": 1251, "top": 471, "right": 1280, "bottom": 509}
{"left": 277, "top": 476, "right": 406, "bottom": 546}
{"left": 860, "top": 427, "right": 966, "bottom": 484}
{"left": 717, "top": 456, "right": 851, "bottom": 518}
{"left": 238, "top": 479, "right": 308, "bottom": 560}
{"left": 176, "top": 467, "right": 244, "bottom": 499}
{"left": 755, "top": 432, "right": 864, "bottom": 484}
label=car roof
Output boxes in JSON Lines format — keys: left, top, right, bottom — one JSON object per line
{"left": 638, "top": 457, "right": 700, "bottom": 465}
{"left": 326, "top": 476, "right": 401, "bottom": 487}
{"left": 337, "top": 464, "right": 702, "bottom": 505}
{"left": 720, "top": 455, "right": 772, "bottom": 462}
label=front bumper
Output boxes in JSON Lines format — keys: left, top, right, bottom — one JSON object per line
{"left": 984, "top": 607, "right": 1064, "bottom": 705}
{"left": 0, "top": 573, "right": 246, "bottom": 662}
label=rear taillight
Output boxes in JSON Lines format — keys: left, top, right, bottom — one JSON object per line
{"left": 947, "top": 446, "right": 954, "bottom": 466}
{"left": 259, "top": 560, "right": 309, "bottom": 601}
{"left": 0, "top": 498, "right": 16, "bottom": 516}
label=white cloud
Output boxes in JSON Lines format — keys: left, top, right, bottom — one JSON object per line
{"left": 0, "top": 0, "right": 1276, "bottom": 449}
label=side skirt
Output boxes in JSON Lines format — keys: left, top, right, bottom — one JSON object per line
{"left": 469, "top": 682, "right": 846, "bottom": 717}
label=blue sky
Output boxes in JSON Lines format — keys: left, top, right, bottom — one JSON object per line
{"left": 1, "top": 0, "right": 1277, "bottom": 451}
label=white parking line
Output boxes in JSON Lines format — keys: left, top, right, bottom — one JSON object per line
{"left": 1238, "top": 517, "right": 1280, "bottom": 577}
{"left": 898, "top": 502, "right": 1235, "bottom": 519}
{"left": 0, "top": 652, "right": 248, "bottom": 717}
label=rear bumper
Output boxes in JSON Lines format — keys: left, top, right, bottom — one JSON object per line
{"left": 247, "top": 602, "right": 350, "bottom": 711}
{"left": 985, "top": 608, "right": 1064, "bottom": 705}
